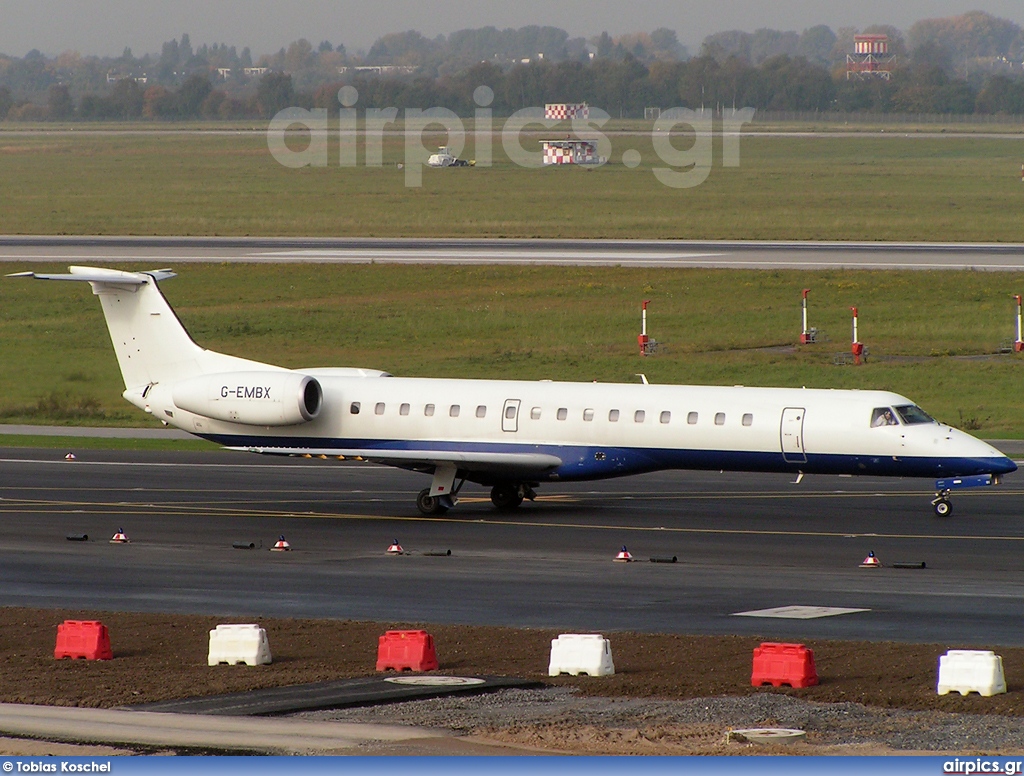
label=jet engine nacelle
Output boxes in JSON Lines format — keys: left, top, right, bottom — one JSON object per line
{"left": 171, "top": 371, "right": 322, "bottom": 426}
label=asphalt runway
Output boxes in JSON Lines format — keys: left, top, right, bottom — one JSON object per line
{"left": 3, "top": 236, "right": 1024, "bottom": 270}
{"left": 2, "top": 446, "right": 1023, "bottom": 646}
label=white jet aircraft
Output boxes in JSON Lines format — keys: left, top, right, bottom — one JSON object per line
{"left": 12, "top": 266, "right": 1016, "bottom": 517}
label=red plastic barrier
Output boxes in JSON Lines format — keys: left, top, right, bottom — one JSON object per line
{"left": 375, "top": 630, "right": 438, "bottom": 672}
{"left": 751, "top": 642, "right": 817, "bottom": 688}
{"left": 54, "top": 620, "right": 113, "bottom": 661}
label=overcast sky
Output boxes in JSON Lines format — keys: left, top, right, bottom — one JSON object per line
{"left": 2, "top": 1, "right": 1024, "bottom": 58}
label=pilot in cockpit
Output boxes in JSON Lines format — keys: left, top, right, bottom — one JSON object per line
{"left": 871, "top": 407, "right": 898, "bottom": 427}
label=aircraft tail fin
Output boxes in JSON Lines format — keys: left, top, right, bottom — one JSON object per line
{"left": 9, "top": 266, "right": 271, "bottom": 391}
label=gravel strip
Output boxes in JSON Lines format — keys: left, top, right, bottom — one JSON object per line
{"left": 296, "top": 687, "right": 1024, "bottom": 754}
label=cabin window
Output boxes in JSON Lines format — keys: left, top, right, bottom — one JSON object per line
{"left": 557, "top": 408, "right": 568, "bottom": 421}
{"left": 374, "top": 402, "right": 385, "bottom": 415}
{"left": 742, "top": 413, "right": 753, "bottom": 426}
{"left": 609, "top": 409, "right": 620, "bottom": 422}
{"left": 660, "top": 411, "right": 671, "bottom": 424}
{"left": 350, "top": 402, "right": 361, "bottom": 415}
{"left": 714, "top": 412, "right": 726, "bottom": 426}
{"left": 505, "top": 405, "right": 517, "bottom": 419}
{"left": 476, "top": 405, "right": 487, "bottom": 418}
{"left": 871, "top": 407, "right": 899, "bottom": 427}
{"left": 634, "top": 410, "right": 645, "bottom": 423}
{"left": 400, "top": 403, "right": 410, "bottom": 416}
{"left": 894, "top": 404, "right": 934, "bottom": 425}
{"left": 687, "top": 411, "right": 698, "bottom": 425}
{"left": 583, "top": 409, "right": 595, "bottom": 421}
{"left": 424, "top": 403, "right": 435, "bottom": 417}
{"left": 450, "top": 404, "right": 460, "bottom": 418}
{"left": 530, "top": 407, "right": 541, "bottom": 420}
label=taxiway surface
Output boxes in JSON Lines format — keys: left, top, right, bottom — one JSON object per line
{"left": 2, "top": 236, "right": 1024, "bottom": 270}
{"left": 1, "top": 447, "right": 1022, "bottom": 645}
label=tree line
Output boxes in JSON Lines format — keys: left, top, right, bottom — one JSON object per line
{"left": 3, "top": 11, "right": 1024, "bottom": 121}
{"left": 5, "top": 55, "right": 1024, "bottom": 122}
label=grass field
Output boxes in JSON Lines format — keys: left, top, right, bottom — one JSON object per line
{"left": 4, "top": 262, "right": 1024, "bottom": 435}
{"left": 2, "top": 130, "right": 1024, "bottom": 240}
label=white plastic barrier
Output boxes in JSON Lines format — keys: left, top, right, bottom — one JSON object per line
{"left": 548, "top": 634, "right": 615, "bottom": 677}
{"left": 208, "top": 624, "right": 272, "bottom": 666}
{"left": 936, "top": 650, "right": 1006, "bottom": 697}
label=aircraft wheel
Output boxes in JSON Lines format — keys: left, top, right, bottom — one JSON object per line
{"left": 416, "top": 488, "right": 448, "bottom": 515}
{"left": 933, "top": 498, "right": 952, "bottom": 517}
{"left": 490, "top": 484, "right": 524, "bottom": 510}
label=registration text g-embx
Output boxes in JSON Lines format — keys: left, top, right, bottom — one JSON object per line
{"left": 220, "top": 385, "right": 271, "bottom": 399}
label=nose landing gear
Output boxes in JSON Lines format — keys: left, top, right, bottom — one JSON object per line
{"left": 931, "top": 492, "right": 952, "bottom": 517}
{"left": 931, "top": 473, "right": 999, "bottom": 517}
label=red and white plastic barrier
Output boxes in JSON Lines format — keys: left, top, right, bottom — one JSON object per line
{"left": 937, "top": 650, "right": 1006, "bottom": 697}
{"left": 548, "top": 634, "right": 615, "bottom": 676}
{"left": 208, "top": 624, "right": 273, "bottom": 666}
{"left": 54, "top": 620, "right": 113, "bottom": 661}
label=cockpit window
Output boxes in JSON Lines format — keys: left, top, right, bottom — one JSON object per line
{"left": 871, "top": 407, "right": 899, "bottom": 427}
{"left": 894, "top": 404, "right": 935, "bottom": 425}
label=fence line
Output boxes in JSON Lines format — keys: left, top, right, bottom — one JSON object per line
{"left": 751, "top": 110, "right": 1024, "bottom": 125}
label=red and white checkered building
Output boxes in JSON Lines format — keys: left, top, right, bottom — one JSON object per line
{"left": 541, "top": 139, "right": 598, "bottom": 165}
{"left": 544, "top": 103, "right": 590, "bottom": 120}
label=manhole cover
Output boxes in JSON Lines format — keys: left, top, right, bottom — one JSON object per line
{"left": 384, "top": 676, "right": 486, "bottom": 686}
{"left": 728, "top": 728, "right": 806, "bottom": 744}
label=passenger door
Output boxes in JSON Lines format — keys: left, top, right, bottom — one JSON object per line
{"left": 502, "top": 399, "right": 521, "bottom": 432}
{"left": 780, "top": 407, "right": 807, "bottom": 464}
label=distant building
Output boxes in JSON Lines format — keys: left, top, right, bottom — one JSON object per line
{"left": 243, "top": 67, "right": 269, "bottom": 77}
{"left": 216, "top": 68, "right": 232, "bottom": 79}
{"left": 846, "top": 34, "right": 895, "bottom": 80}
{"left": 541, "top": 139, "right": 601, "bottom": 165}
{"left": 106, "top": 71, "right": 148, "bottom": 85}
{"left": 545, "top": 103, "right": 590, "bottom": 120}
{"left": 337, "top": 65, "right": 418, "bottom": 76}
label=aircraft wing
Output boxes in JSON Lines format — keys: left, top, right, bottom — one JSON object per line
{"left": 225, "top": 445, "right": 562, "bottom": 476}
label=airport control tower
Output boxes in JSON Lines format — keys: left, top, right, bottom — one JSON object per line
{"left": 846, "top": 34, "right": 895, "bottom": 80}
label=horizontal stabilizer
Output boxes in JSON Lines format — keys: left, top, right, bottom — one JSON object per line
{"left": 7, "top": 267, "right": 176, "bottom": 284}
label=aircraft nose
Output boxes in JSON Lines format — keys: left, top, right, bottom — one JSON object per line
{"left": 951, "top": 431, "right": 1018, "bottom": 475}
{"left": 976, "top": 438, "right": 1017, "bottom": 474}
{"left": 992, "top": 455, "right": 1018, "bottom": 475}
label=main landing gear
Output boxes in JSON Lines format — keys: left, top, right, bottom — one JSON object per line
{"left": 416, "top": 488, "right": 449, "bottom": 516}
{"left": 490, "top": 484, "right": 537, "bottom": 510}
{"left": 417, "top": 483, "right": 538, "bottom": 515}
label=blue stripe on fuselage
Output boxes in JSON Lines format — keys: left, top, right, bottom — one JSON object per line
{"left": 198, "top": 434, "right": 1016, "bottom": 482}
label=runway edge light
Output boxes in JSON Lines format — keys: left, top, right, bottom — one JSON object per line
{"left": 386, "top": 539, "right": 404, "bottom": 555}
{"left": 614, "top": 545, "right": 634, "bottom": 562}
{"left": 271, "top": 535, "right": 291, "bottom": 551}
{"left": 860, "top": 550, "right": 881, "bottom": 568}
{"left": 109, "top": 528, "right": 129, "bottom": 544}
